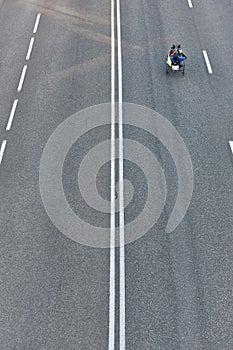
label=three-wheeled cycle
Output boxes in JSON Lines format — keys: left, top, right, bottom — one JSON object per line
{"left": 166, "top": 54, "right": 185, "bottom": 75}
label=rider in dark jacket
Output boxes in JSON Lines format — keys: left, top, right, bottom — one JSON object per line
{"left": 177, "top": 44, "right": 187, "bottom": 59}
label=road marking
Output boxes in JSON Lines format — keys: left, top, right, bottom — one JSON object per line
{"left": 33, "top": 13, "right": 41, "bottom": 34}
{"left": 108, "top": 0, "right": 116, "bottom": 349}
{"left": 116, "top": 0, "right": 125, "bottom": 349}
{"left": 0, "top": 140, "right": 7, "bottom": 164}
{"left": 109, "top": 2, "right": 125, "bottom": 349}
{"left": 26, "top": 37, "right": 35, "bottom": 60}
{"left": 6, "top": 99, "right": 18, "bottom": 131}
{"left": 229, "top": 141, "right": 233, "bottom": 154}
{"left": 17, "top": 65, "right": 28, "bottom": 92}
{"left": 187, "top": 0, "right": 193, "bottom": 8}
{"left": 202, "top": 50, "right": 213, "bottom": 74}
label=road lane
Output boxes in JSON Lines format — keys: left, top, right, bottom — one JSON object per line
{"left": 121, "top": 0, "right": 233, "bottom": 349}
{"left": 0, "top": 1, "right": 112, "bottom": 349}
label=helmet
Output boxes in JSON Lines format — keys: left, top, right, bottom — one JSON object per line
{"left": 177, "top": 44, "right": 181, "bottom": 49}
{"left": 171, "top": 44, "right": 175, "bottom": 49}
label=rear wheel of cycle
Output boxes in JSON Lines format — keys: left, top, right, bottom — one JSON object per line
{"left": 182, "top": 63, "right": 185, "bottom": 75}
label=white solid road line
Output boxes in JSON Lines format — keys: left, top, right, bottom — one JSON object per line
{"left": 26, "top": 37, "right": 35, "bottom": 60}
{"left": 108, "top": 0, "right": 116, "bottom": 348}
{"left": 0, "top": 140, "right": 7, "bottom": 164}
{"left": 6, "top": 99, "right": 18, "bottom": 131}
{"left": 109, "top": 0, "right": 125, "bottom": 349}
{"left": 229, "top": 141, "right": 233, "bottom": 154}
{"left": 187, "top": 0, "right": 193, "bottom": 8}
{"left": 116, "top": 0, "right": 126, "bottom": 349}
{"left": 17, "top": 65, "right": 28, "bottom": 92}
{"left": 202, "top": 50, "right": 213, "bottom": 74}
{"left": 33, "top": 13, "right": 41, "bottom": 34}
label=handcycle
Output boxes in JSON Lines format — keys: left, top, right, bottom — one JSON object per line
{"left": 165, "top": 55, "right": 185, "bottom": 75}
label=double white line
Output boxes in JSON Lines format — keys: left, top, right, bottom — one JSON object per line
{"left": 109, "top": 0, "right": 125, "bottom": 349}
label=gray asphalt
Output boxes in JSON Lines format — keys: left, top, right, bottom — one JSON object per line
{"left": 0, "top": 0, "right": 233, "bottom": 349}
{"left": 122, "top": 0, "right": 233, "bottom": 349}
{"left": 0, "top": 1, "right": 111, "bottom": 349}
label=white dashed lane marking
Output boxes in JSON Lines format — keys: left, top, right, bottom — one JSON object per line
{"left": 202, "top": 50, "right": 213, "bottom": 74}
{"left": 229, "top": 141, "right": 233, "bottom": 154}
{"left": 26, "top": 37, "right": 35, "bottom": 60}
{"left": 33, "top": 13, "right": 41, "bottom": 34}
{"left": 1, "top": 14, "right": 42, "bottom": 166}
{"left": 0, "top": 140, "right": 7, "bottom": 164}
{"left": 17, "top": 65, "right": 28, "bottom": 92}
{"left": 6, "top": 99, "right": 18, "bottom": 131}
{"left": 187, "top": 0, "right": 193, "bottom": 8}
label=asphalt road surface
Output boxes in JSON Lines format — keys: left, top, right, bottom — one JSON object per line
{"left": 0, "top": 0, "right": 233, "bottom": 349}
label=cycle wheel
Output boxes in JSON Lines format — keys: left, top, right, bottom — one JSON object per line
{"left": 182, "top": 63, "right": 185, "bottom": 75}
